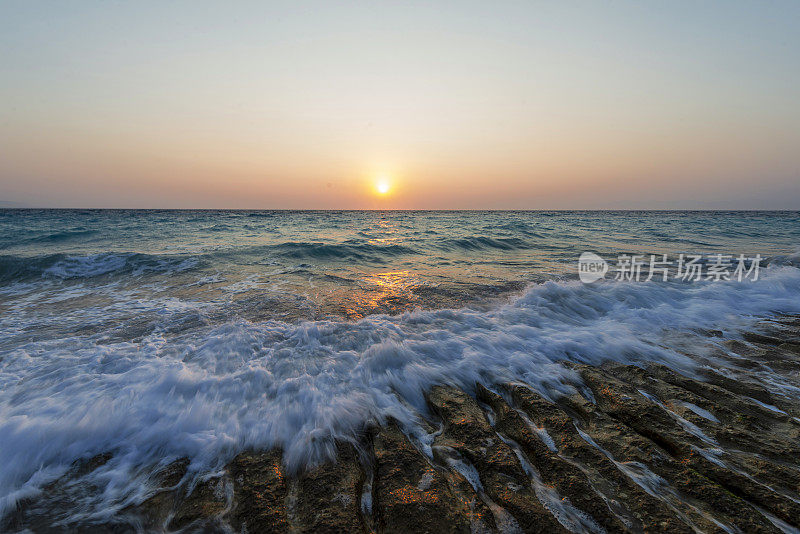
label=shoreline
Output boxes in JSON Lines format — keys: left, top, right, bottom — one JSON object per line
{"left": 5, "top": 316, "right": 800, "bottom": 533}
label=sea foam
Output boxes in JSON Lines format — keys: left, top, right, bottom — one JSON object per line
{"left": 1, "top": 265, "right": 800, "bottom": 518}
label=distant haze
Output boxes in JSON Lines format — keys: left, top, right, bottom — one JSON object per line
{"left": 1, "top": 1, "right": 798, "bottom": 209}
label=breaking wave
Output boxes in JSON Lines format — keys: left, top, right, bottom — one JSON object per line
{"left": 0, "top": 241, "right": 423, "bottom": 284}
{"left": 2, "top": 265, "right": 800, "bottom": 517}
{"left": 0, "top": 253, "right": 200, "bottom": 283}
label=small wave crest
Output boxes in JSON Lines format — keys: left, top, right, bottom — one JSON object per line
{"left": 0, "top": 252, "right": 200, "bottom": 283}
{"left": 270, "top": 241, "right": 418, "bottom": 262}
{"left": 0, "top": 229, "right": 100, "bottom": 251}
{"left": 28, "top": 229, "right": 99, "bottom": 245}
{"left": 438, "top": 236, "right": 531, "bottom": 252}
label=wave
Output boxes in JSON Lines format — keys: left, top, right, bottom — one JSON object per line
{"left": 765, "top": 250, "right": 800, "bottom": 267}
{"left": 246, "top": 211, "right": 277, "bottom": 218}
{"left": 0, "top": 229, "right": 100, "bottom": 251}
{"left": 270, "top": 241, "right": 418, "bottom": 262}
{"left": 438, "top": 236, "right": 531, "bottom": 252}
{"left": 0, "top": 252, "right": 200, "bottom": 283}
{"left": 204, "top": 223, "right": 233, "bottom": 232}
{"left": 2, "top": 265, "right": 800, "bottom": 515}
{"left": 28, "top": 229, "right": 99, "bottom": 245}
{"left": 0, "top": 240, "right": 422, "bottom": 283}
{"left": 494, "top": 222, "right": 546, "bottom": 238}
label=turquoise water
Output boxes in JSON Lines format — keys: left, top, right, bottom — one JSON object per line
{"left": 2, "top": 210, "right": 798, "bottom": 326}
{"left": 1, "top": 209, "right": 799, "bottom": 519}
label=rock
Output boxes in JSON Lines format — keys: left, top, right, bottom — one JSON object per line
{"left": 372, "top": 421, "right": 485, "bottom": 533}
{"left": 427, "top": 385, "right": 568, "bottom": 534}
{"left": 168, "top": 474, "right": 229, "bottom": 531}
{"left": 506, "top": 383, "right": 694, "bottom": 533}
{"left": 1, "top": 453, "right": 139, "bottom": 533}
{"left": 700, "top": 368, "right": 774, "bottom": 405}
{"left": 477, "top": 384, "right": 629, "bottom": 533}
{"left": 228, "top": 450, "right": 289, "bottom": 533}
{"left": 129, "top": 458, "right": 190, "bottom": 529}
{"left": 291, "top": 443, "right": 366, "bottom": 533}
{"left": 574, "top": 365, "right": 784, "bottom": 533}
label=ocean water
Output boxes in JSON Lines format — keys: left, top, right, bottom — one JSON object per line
{"left": 1, "top": 209, "right": 800, "bottom": 519}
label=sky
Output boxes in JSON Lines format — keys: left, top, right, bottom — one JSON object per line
{"left": 1, "top": 1, "right": 798, "bottom": 209}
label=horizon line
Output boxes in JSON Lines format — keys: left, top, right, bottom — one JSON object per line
{"left": 2, "top": 207, "right": 798, "bottom": 212}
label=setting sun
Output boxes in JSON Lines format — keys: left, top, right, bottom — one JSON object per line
{"left": 375, "top": 178, "right": 391, "bottom": 195}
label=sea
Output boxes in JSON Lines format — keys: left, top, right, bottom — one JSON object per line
{"left": 1, "top": 209, "right": 799, "bottom": 519}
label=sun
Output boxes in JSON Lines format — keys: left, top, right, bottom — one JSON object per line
{"left": 375, "top": 177, "right": 391, "bottom": 195}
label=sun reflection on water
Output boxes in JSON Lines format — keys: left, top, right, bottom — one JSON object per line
{"left": 340, "top": 269, "right": 420, "bottom": 318}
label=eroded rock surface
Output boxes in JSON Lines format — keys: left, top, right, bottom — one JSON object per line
{"left": 372, "top": 421, "right": 488, "bottom": 533}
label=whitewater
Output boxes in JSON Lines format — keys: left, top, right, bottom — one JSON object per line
{"left": 1, "top": 209, "right": 799, "bottom": 521}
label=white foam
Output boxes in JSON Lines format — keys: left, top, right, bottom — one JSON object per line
{"left": 755, "top": 505, "right": 800, "bottom": 534}
{"left": 502, "top": 434, "right": 606, "bottom": 534}
{"left": 44, "top": 253, "right": 128, "bottom": 279}
{"left": 747, "top": 397, "right": 788, "bottom": 415}
{"left": 678, "top": 401, "right": 720, "bottom": 423}
{"left": 2, "top": 266, "right": 800, "bottom": 518}
{"left": 221, "top": 275, "right": 268, "bottom": 293}
{"left": 637, "top": 389, "right": 719, "bottom": 446}
{"left": 440, "top": 454, "right": 483, "bottom": 493}
{"left": 41, "top": 253, "right": 198, "bottom": 280}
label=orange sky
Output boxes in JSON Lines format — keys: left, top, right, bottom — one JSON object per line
{"left": 1, "top": 2, "right": 798, "bottom": 209}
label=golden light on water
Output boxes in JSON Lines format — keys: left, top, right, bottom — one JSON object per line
{"left": 342, "top": 269, "right": 418, "bottom": 319}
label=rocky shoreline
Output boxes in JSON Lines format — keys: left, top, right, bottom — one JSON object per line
{"left": 5, "top": 316, "right": 800, "bottom": 533}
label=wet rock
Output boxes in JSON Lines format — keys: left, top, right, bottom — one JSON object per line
{"left": 75, "top": 452, "right": 114, "bottom": 477}
{"left": 700, "top": 368, "right": 774, "bottom": 405}
{"left": 737, "top": 455, "right": 800, "bottom": 498}
{"left": 507, "top": 383, "right": 695, "bottom": 533}
{"left": 477, "top": 384, "right": 629, "bottom": 533}
{"left": 427, "top": 385, "right": 568, "bottom": 533}
{"left": 579, "top": 366, "right": 699, "bottom": 457}
{"left": 684, "top": 450, "right": 800, "bottom": 529}
{"left": 129, "top": 458, "right": 190, "bottom": 529}
{"left": 168, "top": 474, "right": 229, "bottom": 531}
{"left": 574, "top": 366, "right": 785, "bottom": 533}
{"left": 228, "top": 449, "right": 289, "bottom": 533}
{"left": 647, "top": 364, "right": 788, "bottom": 425}
{"left": 744, "top": 331, "right": 795, "bottom": 347}
{"left": 7, "top": 319, "right": 800, "bottom": 533}
{"left": 1, "top": 453, "right": 138, "bottom": 534}
{"left": 372, "top": 421, "right": 485, "bottom": 533}
{"left": 607, "top": 363, "right": 800, "bottom": 473}
{"left": 291, "top": 443, "right": 366, "bottom": 533}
